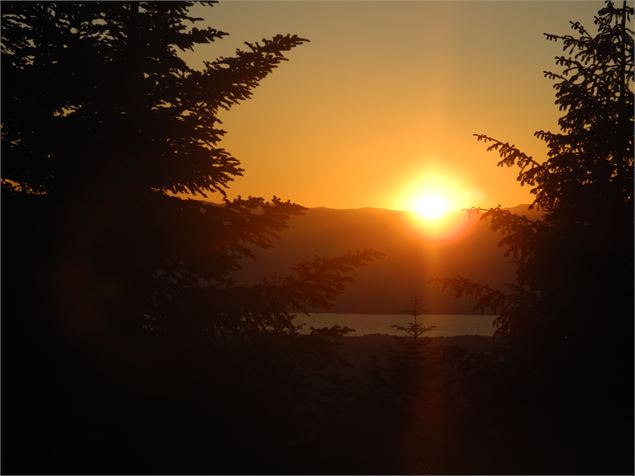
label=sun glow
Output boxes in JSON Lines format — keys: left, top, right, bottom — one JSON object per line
{"left": 392, "top": 163, "right": 485, "bottom": 239}
{"left": 413, "top": 193, "right": 449, "bottom": 220}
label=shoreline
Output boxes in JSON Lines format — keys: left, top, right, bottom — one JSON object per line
{"left": 301, "top": 311, "right": 496, "bottom": 316}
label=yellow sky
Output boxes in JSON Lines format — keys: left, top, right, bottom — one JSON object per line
{"left": 182, "top": 1, "right": 604, "bottom": 210}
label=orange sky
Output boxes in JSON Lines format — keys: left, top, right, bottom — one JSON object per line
{"left": 182, "top": 1, "right": 603, "bottom": 211}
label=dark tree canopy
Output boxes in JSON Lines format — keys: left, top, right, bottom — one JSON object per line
{"left": 437, "top": 6, "right": 634, "bottom": 466}
{"left": 441, "top": 1, "right": 634, "bottom": 345}
{"left": 1, "top": 2, "right": 306, "bottom": 198}
{"left": 1, "top": 5, "right": 382, "bottom": 471}
{"left": 1, "top": 1, "right": 379, "bottom": 342}
{"left": 434, "top": 7, "right": 634, "bottom": 471}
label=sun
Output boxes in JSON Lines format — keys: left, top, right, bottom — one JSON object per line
{"left": 413, "top": 193, "right": 449, "bottom": 220}
{"left": 392, "top": 163, "right": 486, "bottom": 232}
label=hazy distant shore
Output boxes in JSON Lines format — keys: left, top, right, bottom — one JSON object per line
{"left": 297, "top": 312, "right": 497, "bottom": 337}
{"left": 303, "top": 310, "right": 492, "bottom": 316}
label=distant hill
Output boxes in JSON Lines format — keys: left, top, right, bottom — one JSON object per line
{"left": 234, "top": 205, "right": 538, "bottom": 314}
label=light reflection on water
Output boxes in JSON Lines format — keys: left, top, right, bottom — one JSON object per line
{"left": 295, "top": 313, "right": 496, "bottom": 337}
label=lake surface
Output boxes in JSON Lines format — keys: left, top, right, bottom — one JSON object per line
{"left": 295, "top": 313, "right": 497, "bottom": 337}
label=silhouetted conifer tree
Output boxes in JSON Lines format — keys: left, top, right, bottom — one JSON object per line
{"left": 1, "top": 3, "right": 379, "bottom": 473}
{"left": 438, "top": 2, "right": 634, "bottom": 472}
{"left": 1, "top": 1, "right": 377, "bottom": 340}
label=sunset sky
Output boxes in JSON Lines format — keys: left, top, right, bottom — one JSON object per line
{"left": 182, "top": 1, "right": 603, "bottom": 211}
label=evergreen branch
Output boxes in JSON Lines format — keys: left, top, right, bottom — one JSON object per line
{"left": 432, "top": 275, "right": 511, "bottom": 314}
{"left": 473, "top": 134, "right": 548, "bottom": 194}
{"left": 284, "top": 250, "right": 384, "bottom": 311}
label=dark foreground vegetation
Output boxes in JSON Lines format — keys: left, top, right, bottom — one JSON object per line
{"left": 2, "top": 1, "right": 633, "bottom": 474}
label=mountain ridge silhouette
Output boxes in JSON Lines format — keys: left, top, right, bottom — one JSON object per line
{"left": 232, "top": 204, "right": 536, "bottom": 313}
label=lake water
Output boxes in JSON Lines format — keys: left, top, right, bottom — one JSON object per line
{"left": 295, "top": 313, "right": 497, "bottom": 337}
